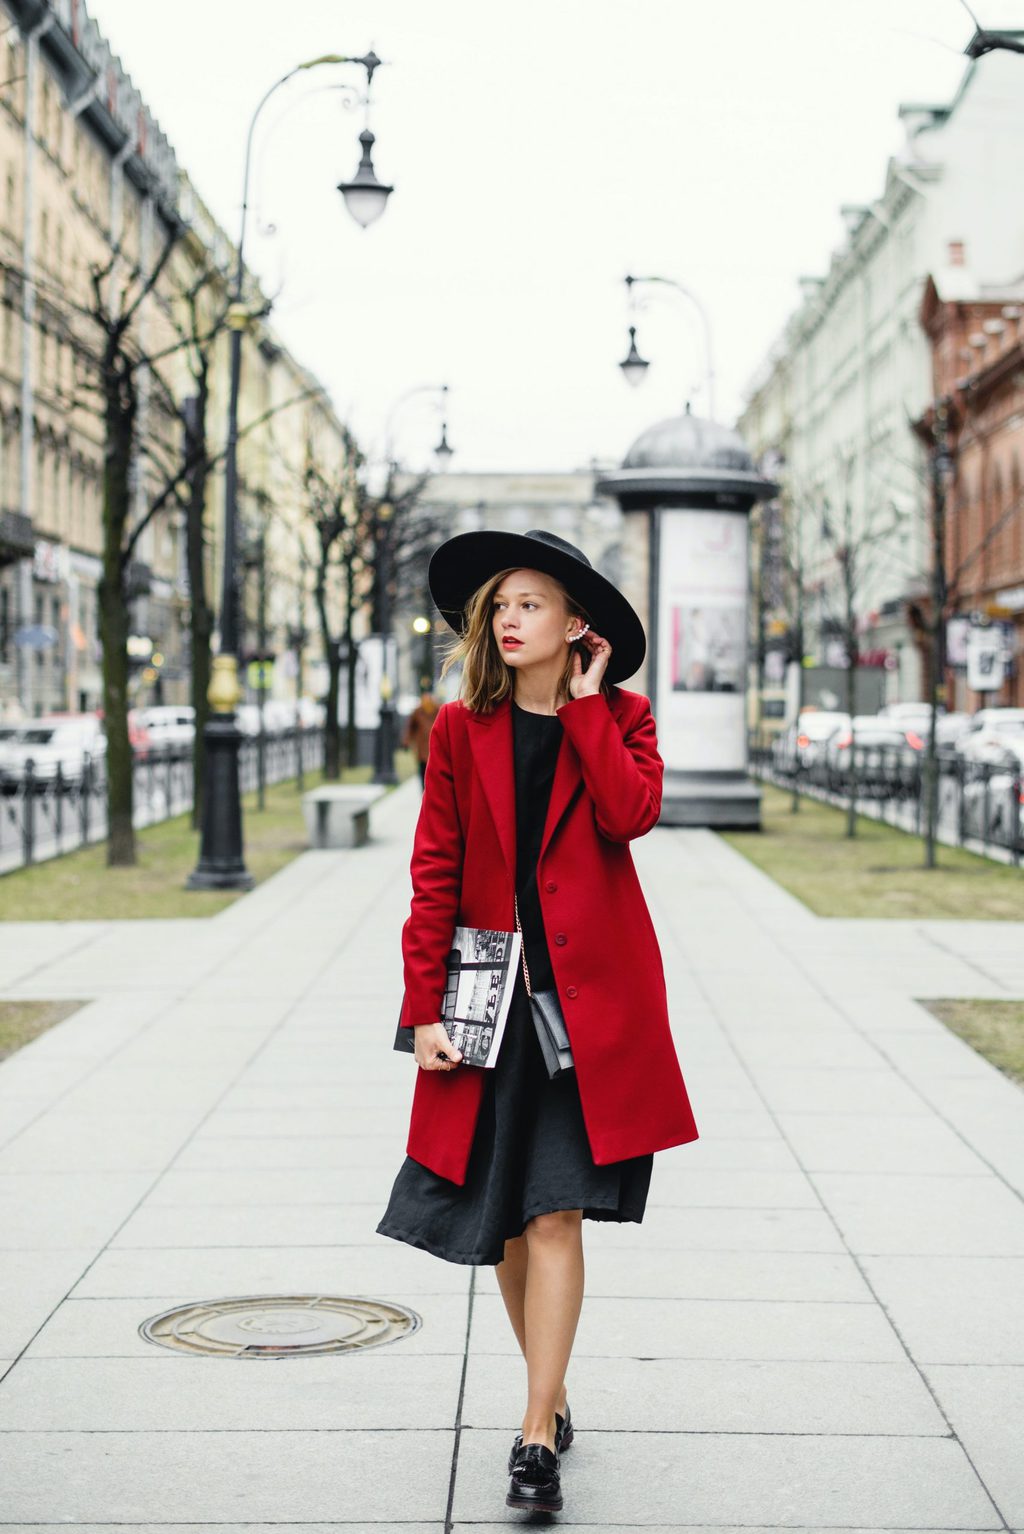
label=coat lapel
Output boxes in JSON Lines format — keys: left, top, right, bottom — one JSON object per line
{"left": 466, "top": 694, "right": 586, "bottom": 882}
{"left": 465, "top": 698, "right": 516, "bottom": 885}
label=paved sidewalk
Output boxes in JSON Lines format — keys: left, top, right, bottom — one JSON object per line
{"left": 1, "top": 777, "right": 1023, "bottom": 1531}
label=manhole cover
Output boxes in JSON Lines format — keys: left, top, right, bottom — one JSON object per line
{"left": 140, "top": 1295, "right": 420, "bottom": 1358}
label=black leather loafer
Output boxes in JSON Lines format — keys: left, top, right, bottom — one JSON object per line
{"left": 508, "top": 1402, "right": 572, "bottom": 1472}
{"left": 506, "top": 1441, "right": 562, "bottom": 1513}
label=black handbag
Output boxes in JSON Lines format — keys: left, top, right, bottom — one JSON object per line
{"left": 514, "top": 892, "right": 575, "bottom": 1079}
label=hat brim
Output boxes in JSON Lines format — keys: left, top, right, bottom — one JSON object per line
{"left": 427, "top": 530, "right": 646, "bottom": 685}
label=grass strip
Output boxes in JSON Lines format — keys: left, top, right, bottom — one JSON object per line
{"left": 0, "top": 998, "right": 86, "bottom": 1061}
{"left": 922, "top": 998, "right": 1024, "bottom": 1089}
{"left": 720, "top": 782, "right": 1024, "bottom": 920}
{"left": 0, "top": 757, "right": 413, "bottom": 922}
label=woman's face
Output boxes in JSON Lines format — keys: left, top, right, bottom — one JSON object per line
{"left": 490, "top": 567, "right": 579, "bottom": 672}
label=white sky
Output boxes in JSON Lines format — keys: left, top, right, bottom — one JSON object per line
{"left": 83, "top": 0, "right": 1024, "bottom": 474}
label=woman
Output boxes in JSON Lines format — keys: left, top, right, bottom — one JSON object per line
{"left": 378, "top": 528, "right": 699, "bottom": 1515}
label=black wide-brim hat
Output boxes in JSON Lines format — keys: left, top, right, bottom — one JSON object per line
{"left": 428, "top": 528, "right": 646, "bottom": 684}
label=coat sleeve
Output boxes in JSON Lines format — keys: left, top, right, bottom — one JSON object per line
{"left": 555, "top": 691, "right": 663, "bottom": 842}
{"left": 398, "top": 703, "right": 464, "bottom": 1029}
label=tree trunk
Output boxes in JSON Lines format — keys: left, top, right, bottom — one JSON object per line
{"left": 844, "top": 558, "right": 858, "bottom": 839}
{"left": 99, "top": 359, "right": 136, "bottom": 866}
{"left": 923, "top": 406, "right": 950, "bottom": 870}
{"left": 315, "top": 554, "right": 341, "bottom": 781}
{"left": 344, "top": 559, "right": 358, "bottom": 769}
{"left": 184, "top": 382, "right": 212, "bottom": 830}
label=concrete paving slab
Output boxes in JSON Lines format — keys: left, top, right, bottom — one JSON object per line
{"left": 472, "top": 1248, "right": 873, "bottom": 1301}
{"left": 463, "top": 1354, "right": 949, "bottom": 1436}
{"left": 452, "top": 1428, "right": 1001, "bottom": 1527}
{"left": 775, "top": 1111, "right": 996, "bottom": 1175}
{"left": 109, "top": 1199, "right": 411, "bottom": 1248}
{"left": 0, "top": 1429, "right": 454, "bottom": 1524}
{"left": 467, "top": 1292, "right": 907, "bottom": 1361}
{"left": 862, "top": 1255, "right": 1024, "bottom": 1364}
{"left": 810, "top": 1172, "right": 1024, "bottom": 1255}
{"left": 0, "top": 1352, "right": 464, "bottom": 1430}
{"left": 643, "top": 1167, "right": 820, "bottom": 1207}
{"left": 171, "top": 1133, "right": 404, "bottom": 1171}
{"left": 0, "top": 1110, "right": 205, "bottom": 1172}
{"left": 0, "top": 1170, "right": 154, "bottom": 1249}
{"left": 69, "top": 1242, "right": 474, "bottom": 1299}
{"left": 0, "top": 1249, "right": 95, "bottom": 1355}
{"left": 11, "top": 1526, "right": 442, "bottom": 1533}
{"left": 922, "top": 1365, "right": 1024, "bottom": 1528}
{"left": 580, "top": 1206, "right": 847, "bottom": 1251}
{"left": 743, "top": 1065, "right": 933, "bottom": 1115}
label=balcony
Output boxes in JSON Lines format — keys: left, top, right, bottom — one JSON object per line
{"left": 0, "top": 510, "right": 34, "bottom": 566}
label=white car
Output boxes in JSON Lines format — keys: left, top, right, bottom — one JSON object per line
{"left": 956, "top": 712, "right": 1024, "bottom": 766}
{"left": 0, "top": 714, "right": 107, "bottom": 789}
{"left": 772, "top": 710, "right": 851, "bottom": 775}
{"left": 877, "top": 702, "right": 946, "bottom": 723}
{"left": 961, "top": 740, "right": 1024, "bottom": 848}
{"left": 824, "top": 716, "right": 926, "bottom": 793}
{"left": 135, "top": 705, "right": 195, "bottom": 751}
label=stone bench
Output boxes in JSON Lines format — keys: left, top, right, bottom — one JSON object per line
{"left": 302, "top": 783, "right": 389, "bottom": 849}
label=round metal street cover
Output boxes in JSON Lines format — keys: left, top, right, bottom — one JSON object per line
{"left": 140, "top": 1294, "right": 420, "bottom": 1358}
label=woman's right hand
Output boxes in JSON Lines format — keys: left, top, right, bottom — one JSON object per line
{"left": 414, "top": 1022, "right": 463, "bottom": 1072}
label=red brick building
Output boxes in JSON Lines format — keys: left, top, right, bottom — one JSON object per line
{"left": 919, "top": 247, "right": 1024, "bottom": 709}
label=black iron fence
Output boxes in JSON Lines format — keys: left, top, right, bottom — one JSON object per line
{"left": 748, "top": 731, "right": 1023, "bottom": 866}
{"left": 0, "top": 726, "right": 325, "bottom": 877}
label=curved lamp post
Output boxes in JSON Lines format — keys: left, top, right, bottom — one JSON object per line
{"left": 188, "top": 51, "right": 391, "bottom": 891}
{"left": 383, "top": 382, "right": 454, "bottom": 469}
{"left": 620, "top": 273, "right": 717, "bottom": 422}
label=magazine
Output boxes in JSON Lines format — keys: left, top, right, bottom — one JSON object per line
{"left": 393, "top": 926, "right": 522, "bottom": 1068}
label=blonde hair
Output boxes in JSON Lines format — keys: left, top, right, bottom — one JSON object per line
{"left": 440, "top": 565, "right": 610, "bottom": 714}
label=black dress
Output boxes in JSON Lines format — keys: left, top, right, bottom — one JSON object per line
{"left": 375, "top": 699, "right": 653, "bottom": 1267}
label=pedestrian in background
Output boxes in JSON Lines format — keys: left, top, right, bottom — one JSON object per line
{"left": 378, "top": 528, "right": 699, "bottom": 1516}
{"left": 401, "top": 684, "right": 440, "bottom": 788}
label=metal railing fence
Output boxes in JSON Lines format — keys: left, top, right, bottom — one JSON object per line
{"left": 748, "top": 730, "right": 1023, "bottom": 867}
{"left": 0, "top": 726, "right": 326, "bottom": 877}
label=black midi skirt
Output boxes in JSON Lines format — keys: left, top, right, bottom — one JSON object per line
{"left": 376, "top": 970, "right": 653, "bottom": 1266}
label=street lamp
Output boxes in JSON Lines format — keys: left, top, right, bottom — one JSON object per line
{"left": 619, "top": 273, "right": 717, "bottom": 421}
{"left": 383, "top": 382, "right": 454, "bottom": 470}
{"left": 188, "top": 49, "right": 391, "bottom": 891}
{"left": 373, "top": 499, "right": 398, "bottom": 785}
{"left": 412, "top": 613, "right": 433, "bottom": 689}
{"left": 618, "top": 325, "right": 650, "bottom": 388}
{"left": 338, "top": 127, "right": 393, "bottom": 227}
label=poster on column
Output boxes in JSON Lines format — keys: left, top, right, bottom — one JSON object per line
{"left": 656, "top": 507, "right": 749, "bottom": 772}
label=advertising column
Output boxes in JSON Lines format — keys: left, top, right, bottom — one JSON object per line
{"left": 656, "top": 507, "right": 749, "bottom": 773}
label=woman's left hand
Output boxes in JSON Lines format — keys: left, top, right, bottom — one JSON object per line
{"left": 568, "top": 629, "right": 612, "bottom": 699}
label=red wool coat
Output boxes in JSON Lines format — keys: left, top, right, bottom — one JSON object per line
{"left": 396, "top": 686, "right": 700, "bottom": 1185}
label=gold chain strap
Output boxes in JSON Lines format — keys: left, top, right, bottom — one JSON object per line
{"left": 513, "top": 891, "right": 533, "bottom": 999}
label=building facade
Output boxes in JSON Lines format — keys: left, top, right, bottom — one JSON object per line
{"left": 739, "top": 46, "right": 1024, "bottom": 708}
{"left": 918, "top": 254, "right": 1024, "bottom": 709}
{"left": 0, "top": 0, "right": 350, "bottom": 722}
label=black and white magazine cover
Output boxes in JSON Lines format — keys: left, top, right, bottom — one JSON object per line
{"left": 393, "top": 927, "right": 522, "bottom": 1067}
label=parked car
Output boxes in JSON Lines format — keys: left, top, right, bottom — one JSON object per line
{"left": 877, "top": 702, "right": 946, "bottom": 723}
{"left": 135, "top": 705, "right": 195, "bottom": 753}
{"left": 824, "top": 716, "right": 925, "bottom": 794}
{"left": 956, "top": 711, "right": 1024, "bottom": 766}
{"left": 961, "top": 740, "right": 1024, "bottom": 849}
{"left": 0, "top": 713, "right": 107, "bottom": 791}
{"left": 771, "top": 710, "right": 851, "bottom": 777}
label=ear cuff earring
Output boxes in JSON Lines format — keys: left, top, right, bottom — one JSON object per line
{"left": 568, "top": 623, "right": 591, "bottom": 643}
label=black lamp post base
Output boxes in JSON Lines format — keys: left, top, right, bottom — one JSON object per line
{"left": 373, "top": 701, "right": 399, "bottom": 785}
{"left": 187, "top": 713, "right": 255, "bottom": 890}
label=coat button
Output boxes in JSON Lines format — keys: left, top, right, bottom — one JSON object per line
{"left": 565, "top": 985, "right": 578, "bottom": 998}
{"left": 544, "top": 880, "right": 557, "bottom": 893}
{"left": 554, "top": 933, "right": 567, "bottom": 946}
